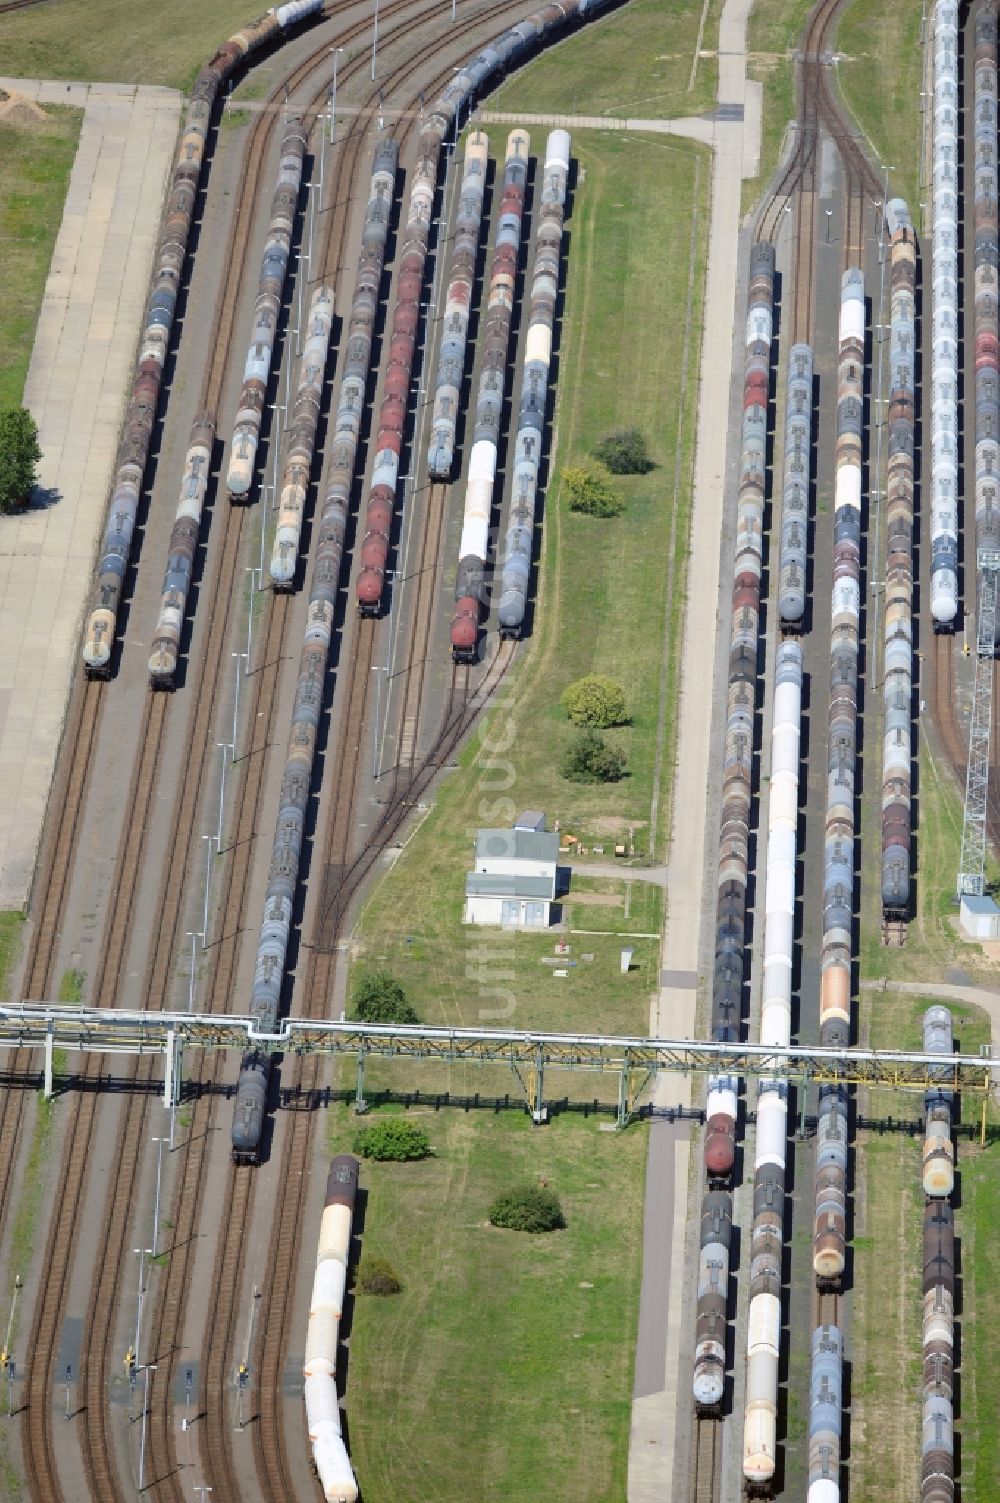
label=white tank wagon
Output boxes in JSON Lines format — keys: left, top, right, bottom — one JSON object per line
{"left": 777, "top": 343, "right": 813, "bottom": 628}
{"left": 922, "top": 1005, "right": 955, "bottom": 1199}
{"left": 226, "top": 120, "right": 308, "bottom": 503}
{"left": 148, "top": 413, "right": 216, "bottom": 686}
{"left": 305, "top": 1155, "right": 360, "bottom": 1502}
{"left": 740, "top": 640, "right": 800, "bottom": 1491}
{"left": 450, "top": 128, "right": 531, "bottom": 661}
{"left": 231, "top": 144, "right": 398, "bottom": 1163}
{"left": 930, "top": 0, "right": 959, "bottom": 627}
{"left": 497, "top": 127, "right": 571, "bottom": 637}
{"left": 81, "top": 1, "right": 323, "bottom": 676}
{"left": 270, "top": 284, "right": 335, "bottom": 587}
{"left": 807, "top": 1324, "right": 843, "bottom": 1503}
{"left": 693, "top": 1189, "right": 732, "bottom": 1412}
{"left": 427, "top": 130, "right": 489, "bottom": 480}
{"left": 881, "top": 200, "right": 916, "bottom": 922}
{"left": 815, "top": 267, "right": 864, "bottom": 1289}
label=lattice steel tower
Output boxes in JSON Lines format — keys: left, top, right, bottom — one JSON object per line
{"left": 958, "top": 555, "right": 1000, "bottom": 896}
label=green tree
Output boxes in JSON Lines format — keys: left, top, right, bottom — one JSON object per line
{"left": 561, "top": 674, "right": 629, "bottom": 728}
{"left": 561, "top": 457, "right": 624, "bottom": 517}
{"left": 592, "top": 427, "right": 652, "bottom": 474}
{"left": 358, "top": 1256, "right": 402, "bottom": 1295}
{"left": 0, "top": 407, "right": 41, "bottom": 513}
{"left": 561, "top": 728, "right": 628, "bottom": 784}
{"left": 489, "top": 1183, "right": 566, "bottom": 1233}
{"left": 352, "top": 968, "right": 419, "bottom": 1025}
{"left": 353, "top": 1117, "right": 431, "bottom": 1161}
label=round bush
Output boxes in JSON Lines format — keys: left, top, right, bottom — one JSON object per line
{"left": 358, "top": 1256, "right": 402, "bottom": 1296}
{"left": 353, "top": 1117, "right": 431, "bottom": 1162}
{"left": 352, "top": 968, "right": 419, "bottom": 1025}
{"left": 592, "top": 427, "right": 652, "bottom": 474}
{"left": 561, "top": 674, "right": 629, "bottom": 728}
{"left": 561, "top": 728, "right": 628, "bottom": 784}
{"left": 489, "top": 1183, "right": 566, "bottom": 1233}
{"left": 562, "top": 458, "right": 624, "bottom": 517}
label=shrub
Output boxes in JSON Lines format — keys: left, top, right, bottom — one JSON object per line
{"left": 592, "top": 427, "right": 652, "bottom": 474}
{"left": 561, "top": 728, "right": 628, "bottom": 784}
{"left": 0, "top": 407, "right": 41, "bottom": 513}
{"left": 352, "top": 968, "right": 419, "bottom": 1025}
{"left": 561, "top": 674, "right": 629, "bottom": 728}
{"left": 489, "top": 1183, "right": 566, "bottom": 1233}
{"left": 358, "top": 1256, "right": 402, "bottom": 1295}
{"left": 562, "top": 457, "right": 624, "bottom": 517}
{"left": 353, "top": 1117, "right": 431, "bottom": 1161}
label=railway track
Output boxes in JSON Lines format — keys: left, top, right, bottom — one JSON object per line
{"left": 11, "top": 7, "right": 471, "bottom": 1500}
{"left": 691, "top": 1415, "right": 722, "bottom": 1503}
{"left": 135, "top": 10, "right": 522, "bottom": 1502}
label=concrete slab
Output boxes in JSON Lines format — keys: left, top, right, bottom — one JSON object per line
{"left": 626, "top": 0, "right": 759, "bottom": 1498}
{"left": 0, "top": 81, "right": 181, "bottom": 908}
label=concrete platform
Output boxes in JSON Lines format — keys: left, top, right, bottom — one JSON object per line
{"left": 0, "top": 79, "right": 181, "bottom": 908}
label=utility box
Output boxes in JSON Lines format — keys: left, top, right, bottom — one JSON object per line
{"left": 960, "top": 894, "right": 1000, "bottom": 939}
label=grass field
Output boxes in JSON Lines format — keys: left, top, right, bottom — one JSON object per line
{"left": 0, "top": 1, "right": 272, "bottom": 92}
{"left": 488, "top": 0, "right": 723, "bottom": 120}
{"left": 0, "top": 914, "right": 24, "bottom": 1000}
{"left": 0, "top": 107, "right": 82, "bottom": 411}
{"left": 337, "top": 1107, "right": 645, "bottom": 1503}
{"left": 836, "top": 0, "right": 925, "bottom": 230}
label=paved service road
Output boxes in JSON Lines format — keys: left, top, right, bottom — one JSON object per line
{"left": 626, "top": 0, "right": 760, "bottom": 1497}
{"left": 0, "top": 79, "right": 180, "bottom": 907}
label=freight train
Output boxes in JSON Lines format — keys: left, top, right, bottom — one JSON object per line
{"left": 813, "top": 267, "right": 864, "bottom": 1293}
{"left": 930, "top": 0, "right": 959, "bottom": 628}
{"left": 354, "top": 0, "right": 610, "bottom": 618}
{"left": 231, "top": 144, "right": 398, "bottom": 1164}
{"left": 741, "top": 641, "right": 801, "bottom": 1491}
{"left": 81, "top": 0, "right": 324, "bottom": 676}
{"left": 921, "top": 1005, "right": 955, "bottom": 1503}
{"left": 226, "top": 120, "right": 308, "bottom": 503}
{"left": 974, "top": 5, "right": 1000, "bottom": 619}
{"left": 233, "top": 0, "right": 616, "bottom": 1160}
{"left": 451, "top": 129, "right": 530, "bottom": 659}
{"left": 881, "top": 200, "right": 916, "bottom": 927}
{"left": 148, "top": 414, "right": 217, "bottom": 686}
{"left": 498, "top": 128, "right": 571, "bottom": 637}
{"left": 694, "top": 243, "right": 774, "bottom": 1429}
{"left": 427, "top": 131, "right": 489, "bottom": 481}
{"left": 304, "top": 1156, "right": 360, "bottom": 1502}
{"left": 777, "top": 343, "right": 812, "bottom": 629}
{"left": 270, "top": 285, "right": 335, "bottom": 587}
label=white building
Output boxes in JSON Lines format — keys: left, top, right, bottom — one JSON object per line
{"left": 960, "top": 893, "right": 1000, "bottom": 940}
{"left": 464, "top": 823, "right": 560, "bottom": 928}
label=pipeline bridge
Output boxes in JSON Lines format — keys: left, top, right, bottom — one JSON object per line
{"left": 1, "top": 1004, "right": 995, "bottom": 1127}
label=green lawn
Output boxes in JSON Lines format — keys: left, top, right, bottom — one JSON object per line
{"left": 0, "top": 1, "right": 276, "bottom": 92}
{"left": 489, "top": 0, "right": 724, "bottom": 119}
{"left": 0, "top": 914, "right": 24, "bottom": 1001}
{"left": 338, "top": 1108, "right": 646, "bottom": 1503}
{"left": 836, "top": 0, "right": 925, "bottom": 231}
{"left": 0, "top": 107, "right": 82, "bottom": 411}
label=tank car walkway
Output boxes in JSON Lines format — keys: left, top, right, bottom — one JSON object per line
{"left": 625, "top": 0, "right": 759, "bottom": 1499}
{"left": 0, "top": 78, "right": 180, "bottom": 908}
